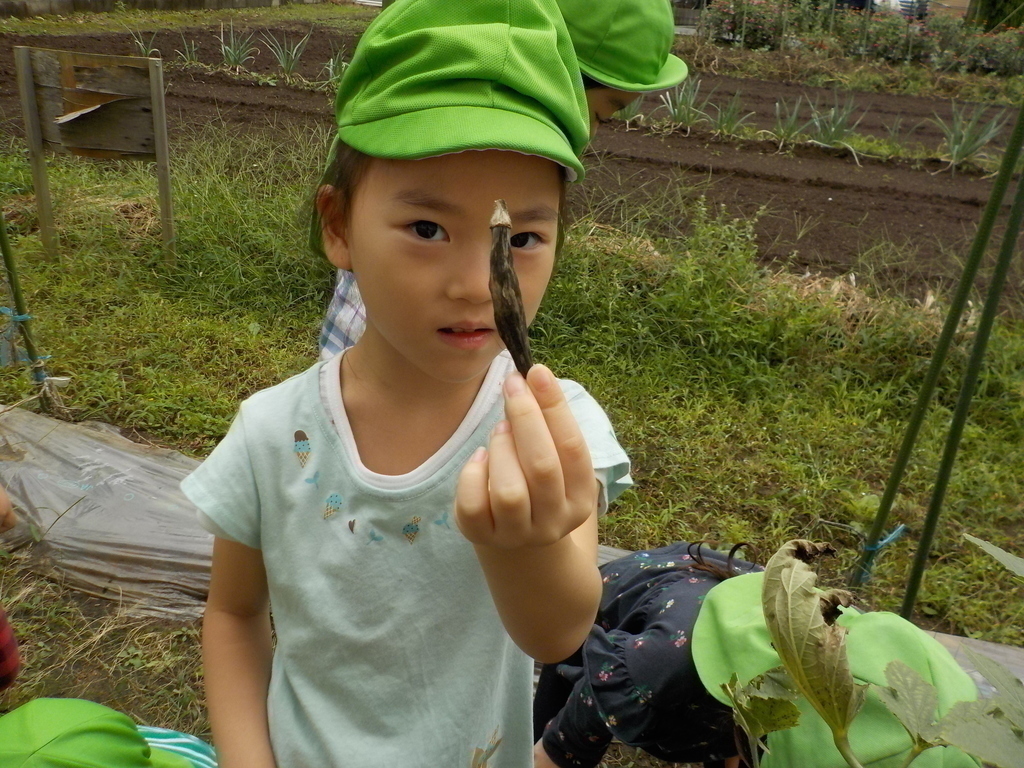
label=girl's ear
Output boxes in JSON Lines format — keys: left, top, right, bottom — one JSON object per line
{"left": 316, "top": 184, "right": 352, "bottom": 271}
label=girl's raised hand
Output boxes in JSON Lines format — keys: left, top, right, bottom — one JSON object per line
{"left": 455, "top": 364, "right": 597, "bottom": 549}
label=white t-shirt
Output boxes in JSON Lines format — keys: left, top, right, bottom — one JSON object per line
{"left": 182, "top": 352, "right": 631, "bottom": 768}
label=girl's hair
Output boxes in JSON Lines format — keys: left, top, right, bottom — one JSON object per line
{"left": 311, "top": 139, "right": 571, "bottom": 261}
{"left": 581, "top": 74, "right": 606, "bottom": 91}
{"left": 686, "top": 541, "right": 756, "bottom": 581}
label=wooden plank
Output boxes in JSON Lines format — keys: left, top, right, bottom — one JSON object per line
{"left": 57, "top": 97, "right": 155, "bottom": 154}
{"left": 149, "top": 57, "right": 175, "bottom": 260}
{"left": 72, "top": 64, "right": 151, "bottom": 97}
{"left": 14, "top": 46, "right": 58, "bottom": 259}
{"left": 33, "top": 84, "right": 65, "bottom": 146}
{"left": 27, "top": 48, "right": 61, "bottom": 88}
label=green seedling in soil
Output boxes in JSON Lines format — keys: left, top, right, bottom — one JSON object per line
{"left": 657, "top": 79, "right": 710, "bottom": 135}
{"left": 613, "top": 96, "right": 645, "bottom": 128}
{"left": 321, "top": 47, "right": 350, "bottom": 92}
{"left": 745, "top": 539, "right": 1024, "bottom": 768}
{"left": 128, "top": 28, "right": 160, "bottom": 58}
{"left": 930, "top": 101, "right": 1008, "bottom": 176}
{"left": 708, "top": 92, "right": 755, "bottom": 139}
{"left": 218, "top": 23, "right": 258, "bottom": 71}
{"left": 175, "top": 35, "right": 200, "bottom": 65}
{"left": 769, "top": 96, "right": 812, "bottom": 151}
{"left": 262, "top": 28, "right": 312, "bottom": 78}
{"left": 808, "top": 95, "right": 867, "bottom": 147}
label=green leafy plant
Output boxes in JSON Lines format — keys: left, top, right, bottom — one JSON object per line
{"left": 613, "top": 96, "right": 645, "bottom": 128}
{"left": 218, "top": 23, "right": 258, "bottom": 71}
{"left": 657, "top": 79, "right": 710, "bottom": 135}
{"left": 722, "top": 668, "right": 802, "bottom": 767}
{"left": 930, "top": 102, "right": 1008, "bottom": 175}
{"left": 175, "top": 35, "right": 200, "bottom": 65}
{"left": 808, "top": 95, "right": 866, "bottom": 147}
{"left": 128, "top": 28, "right": 160, "bottom": 58}
{"left": 262, "top": 28, "right": 312, "bottom": 78}
{"left": 964, "top": 534, "right": 1024, "bottom": 579}
{"left": 739, "top": 539, "right": 1024, "bottom": 768}
{"left": 769, "top": 96, "right": 812, "bottom": 151}
{"left": 707, "top": 92, "right": 755, "bottom": 139}
{"left": 321, "top": 47, "right": 350, "bottom": 92}
{"left": 762, "top": 540, "right": 867, "bottom": 767}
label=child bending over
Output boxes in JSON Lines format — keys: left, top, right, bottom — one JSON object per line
{"left": 182, "top": 2, "right": 630, "bottom": 767}
{"left": 533, "top": 543, "right": 980, "bottom": 768}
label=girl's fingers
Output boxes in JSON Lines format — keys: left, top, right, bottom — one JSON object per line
{"left": 454, "top": 447, "right": 493, "bottom": 542}
{"left": 485, "top": 420, "right": 533, "bottom": 543}
{"left": 524, "top": 365, "right": 594, "bottom": 507}
{"left": 503, "top": 372, "right": 566, "bottom": 517}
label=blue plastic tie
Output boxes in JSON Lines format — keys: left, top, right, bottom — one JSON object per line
{"left": 863, "top": 524, "right": 908, "bottom": 552}
{"left": 0, "top": 307, "right": 32, "bottom": 322}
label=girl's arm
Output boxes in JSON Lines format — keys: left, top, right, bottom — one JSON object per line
{"left": 203, "top": 537, "right": 277, "bottom": 768}
{"left": 456, "top": 364, "right": 603, "bottom": 664}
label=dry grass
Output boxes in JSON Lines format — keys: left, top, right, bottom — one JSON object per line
{"left": 0, "top": 552, "right": 206, "bottom": 734}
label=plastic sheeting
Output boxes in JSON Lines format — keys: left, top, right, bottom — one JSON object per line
{"left": 0, "top": 406, "right": 211, "bottom": 620}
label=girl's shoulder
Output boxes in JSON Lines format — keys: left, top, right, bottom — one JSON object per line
{"left": 236, "top": 361, "right": 325, "bottom": 433}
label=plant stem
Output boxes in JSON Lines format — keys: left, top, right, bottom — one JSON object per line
{"left": 835, "top": 734, "right": 867, "bottom": 768}
{"left": 897, "top": 744, "right": 927, "bottom": 768}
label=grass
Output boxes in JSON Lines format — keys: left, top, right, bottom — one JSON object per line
{"left": 0, "top": 0, "right": 376, "bottom": 36}
{"left": 675, "top": 35, "right": 1024, "bottom": 108}
{"left": 1, "top": 123, "right": 1023, "bottom": 750}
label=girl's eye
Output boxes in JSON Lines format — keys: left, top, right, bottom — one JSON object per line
{"left": 510, "top": 231, "right": 540, "bottom": 249}
{"left": 412, "top": 220, "right": 447, "bottom": 241}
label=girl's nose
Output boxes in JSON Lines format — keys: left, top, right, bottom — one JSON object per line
{"left": 446, "top": 240, "right": 493, "bottom": 304}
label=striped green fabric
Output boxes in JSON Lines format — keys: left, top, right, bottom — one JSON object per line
{"left": 138, "top": 727, "right": 217, "bottom": 768}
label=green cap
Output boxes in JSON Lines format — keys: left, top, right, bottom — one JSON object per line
{"left": 692, "top": 573, "right": 980, "bottom": 768}
{"left": 335, "top": 0, "right": 590, "bottom": 181}
{"left": 557, "top": 0, "right": 688, "bottom": 92}
{"left": 0, "top": 699, "right": 193, "bottom": 768}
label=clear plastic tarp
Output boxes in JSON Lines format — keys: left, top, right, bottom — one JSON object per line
{"left": 0, "top": 406, "right": 211, "bottom": 620}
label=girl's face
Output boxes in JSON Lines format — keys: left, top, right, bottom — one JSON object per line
{"left": 587, "top": 87, "right": 639, "bottom": 136}
{"left": 320, "top": 149, "right": 563, "bottom": 386}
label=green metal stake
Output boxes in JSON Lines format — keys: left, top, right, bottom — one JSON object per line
{"left": 901, "top": 171, "right": 1024, "bottom": 619}
{"left": 0, "top": 211, "right": 47, "bottom": 383}
{"left": 849, "top": 97, "right": 1024, "bottom": 587}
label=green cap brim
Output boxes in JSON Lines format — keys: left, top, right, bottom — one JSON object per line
{"left": 339, "top": 105, "right": 585, "bottom": 182}
{"left": 582, "top": 53, "right": 688, "bottom": 93}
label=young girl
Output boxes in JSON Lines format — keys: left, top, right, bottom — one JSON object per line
{"left": 319, "top": 0, "right": 689, "bottom": 360}
{"left": 532, "top": 543, "right": 980, "bottom": 768}
{"left": 181, "top": 2, "right": 631, "bottom": 767}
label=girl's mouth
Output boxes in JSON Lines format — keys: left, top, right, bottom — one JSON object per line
{"left": 438, "top": 328, "right": 494, "bottom": 350}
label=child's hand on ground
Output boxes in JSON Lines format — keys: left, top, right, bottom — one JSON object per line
{"left": 533, "top": 739, "right": 560, "bottom": 768}
{"left": 455, "top": 364, "right": 597, "bottom": 550}
{"left": 0, "top": 485, "right": 16, "bottom": 534}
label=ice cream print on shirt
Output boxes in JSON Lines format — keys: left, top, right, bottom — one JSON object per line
{"left": 324, "top": 493, "right": 343, "bottom": 519}
{"left": 469, "top": 728, "right": 502, "bottom": 768}
{"left": 294, "top": 430, "right": 311, "bottom": 467}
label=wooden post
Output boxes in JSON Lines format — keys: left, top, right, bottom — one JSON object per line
{"left": 148, "top": 58, "right": 175, "bottom": 262}
{"left": 14, "top": 46, "right": 59, "bottom": 261}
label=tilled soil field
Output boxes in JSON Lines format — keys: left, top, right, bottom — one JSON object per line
{"left": 1, "top": 19, "right": 1019, "bottom": 310}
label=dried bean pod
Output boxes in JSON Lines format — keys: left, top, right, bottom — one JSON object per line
{"left": 488, "top": 199, "right": 533, "bottom": 377}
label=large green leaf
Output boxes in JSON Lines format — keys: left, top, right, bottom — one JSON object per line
{"left": 939, "top": 699, "right": 1024, "bottom": 768}
{"left": 874, "top": 660, "right": 941, "bottom": 746}
{"left": 964, "top": 534, "right": 1024, "bottom": 580}
{"left": 963, "top": 646, "right": 1024, "bottom": 730}
{"left": 761, "top": 540, "right": 867, "bottom": 740}
{"left": 723, "top": 668, "right": 803, "bottom": 768}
